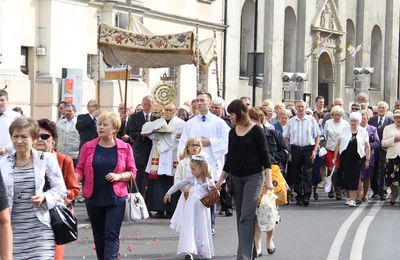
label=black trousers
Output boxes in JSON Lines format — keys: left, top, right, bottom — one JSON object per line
{"left": 291, "top": 145, "right": 314, "bottom": 200}
{"left": 135, "top": 164, "right": 149, "bottom": 196}
{"left": 371, "top": 148, "right": 387, "bottom": 196}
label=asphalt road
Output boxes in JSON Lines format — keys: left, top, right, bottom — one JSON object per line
{"left": 65, "top": 191, "right": 400, "bottom": 260}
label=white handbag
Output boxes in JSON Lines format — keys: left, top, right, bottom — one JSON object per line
{"left": 124, "top": 172, "right": 149, "bottom": 221}
{"left": 324, "top": 164, "right": 336, "bottom": 193}
{"left": 256, "top": 190, "right": 278, "bottom": 232}
{"left": 318, "top": 147, "right": 327, "bottom": 157}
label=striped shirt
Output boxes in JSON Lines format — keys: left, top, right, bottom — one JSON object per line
{"left": 284, "top": 115, "right": 320, "bottom": 146}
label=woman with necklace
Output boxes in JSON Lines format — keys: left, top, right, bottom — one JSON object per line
{"left": 0, "top": 117, "right": 66, "bottom": 259}
{"left": 334, "top": 112, "right": 370, "bottom": 207}
{"left": 381, "top": 109, "right": 400, "bottom": 205}
{"left": 75, "top": 111, "right": 137, "bottom": 260}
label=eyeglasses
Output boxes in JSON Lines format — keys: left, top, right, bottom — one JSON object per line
{"left": 351, "top": 107, "right": 360, "bottom": 111}
{"left": 39, "top": 134, "right": 52, "bottom": 140}
{"left": 189, "top": 144, "right": 200, "bottom": 147}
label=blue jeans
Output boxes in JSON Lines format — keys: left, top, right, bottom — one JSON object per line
{"left": 86, "top": 201, "right": 125, "bottom": 260}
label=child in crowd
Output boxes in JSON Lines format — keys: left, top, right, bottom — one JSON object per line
{"left": 164, "top": 153, "right": 216, "bottom": 260}
{"left": 171, "top": 137, "right": 213, "bottom": 231}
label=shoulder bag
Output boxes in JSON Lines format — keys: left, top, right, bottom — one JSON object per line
{"left": 124, "top": 172, "right": 149, "bottom": 221}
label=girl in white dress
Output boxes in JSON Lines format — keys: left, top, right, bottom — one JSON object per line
{"left": 171, "top": 137, "right": 213, "bottom": 232}
{"left": 164, "top": 154, "right": 216, "bottom": 260}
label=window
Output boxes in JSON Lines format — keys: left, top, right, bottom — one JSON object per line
{"left": 20, "top": 47, "right": 28, "bottom": 75}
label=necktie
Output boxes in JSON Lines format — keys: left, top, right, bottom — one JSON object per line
{"left": 201, "top": 115, "right": 206, "bottom": 122}
{"left": 378, "top": 117, "right": 382, "bottom": 127}
{"left": 145, "top": 114, "right": 149, "bottom": 122}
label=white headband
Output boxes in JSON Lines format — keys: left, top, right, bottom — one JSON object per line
{"left": 192, "top": 154, "right": 206, "bottom": 161}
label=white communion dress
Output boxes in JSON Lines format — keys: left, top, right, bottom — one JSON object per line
{"left": 166, "top": 175, "right": 214, "bottom": 259}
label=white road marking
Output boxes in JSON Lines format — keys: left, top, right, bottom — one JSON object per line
{"left": 349, "top": 201, "right": 384, "bottom": 260}
{"left": 327, "top": 203, "right": 367, "bottom": 260}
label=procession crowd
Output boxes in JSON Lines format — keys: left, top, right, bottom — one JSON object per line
{"left": 0, "top": 88, "right": 400, "bottom": 260}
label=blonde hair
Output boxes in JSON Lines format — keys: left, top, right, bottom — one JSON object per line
{"left": 97, "top": 111, "right": 121, "bottom": 136}
{"left": 190, "top": 159, "right": 212, "bottom": 182}
{"left": 182, "top": 137, "right": 202, "bottom": 158}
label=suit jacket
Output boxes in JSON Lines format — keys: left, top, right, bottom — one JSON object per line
{"left": 368, "top": 115, "right": 393, "bottom": 155}
{"left": 127, "top": 111, "right": 157, "bottom": 165}
{"left": 76, "top": 113, "right": 98, "bottom": 150}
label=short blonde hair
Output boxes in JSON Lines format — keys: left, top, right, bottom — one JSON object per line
{"left": 330, "top": 105, "right": 344, "bottom": 117}
{"left": 360, "top": 110, "right": 370, "bottom": 119}
{"left": 190, "top": 159, "right": 212, "bottom": 182}
{"left": 279, "top": 109, "right": 291, "bottom": 118}
{"left": 262, "top": 99, "right": 272, "bottom": 106}
{"left": 274, "top": 103, "right": 285, "bottom": 109}
{"left": 98, "top": 111, "right": 121, "bottom": 136}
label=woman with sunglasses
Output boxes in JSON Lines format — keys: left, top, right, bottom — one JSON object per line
{"left": 34, "top": 119, "right": 80, "bottom": 260}
{"left": 0, "top": 117, "right": 66, "bottom": 259}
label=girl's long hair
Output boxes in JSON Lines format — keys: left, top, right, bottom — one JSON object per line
{"left": 190, "top": 159, "right": 212, "bottom": 182}
{"left": 182, "top": 136, "right": 203, "bottom": 158}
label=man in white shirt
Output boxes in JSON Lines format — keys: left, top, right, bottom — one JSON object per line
{"left": 178, "top": 91, "right": 230, "bottom": 234}
{"left": 0, "top": 89, "right": 21, "bottom": 149}
{"left": 57, "top": 104, "right": 80, "bottom": 166}
{"left": 284, "top": 100, "right": 320, "bottom": 206}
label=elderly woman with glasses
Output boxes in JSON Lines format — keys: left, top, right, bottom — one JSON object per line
{"left": 0, "top": 117, "right": 66, "bottom": 259}
{"left": 334, "top": 112, "right": 370, "bottom": 207}
{"left": 323, "top": 105, "right": 349, "bottom": 199}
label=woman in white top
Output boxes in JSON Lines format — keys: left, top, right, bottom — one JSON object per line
{"left": 334, "top": 112, "right": 370, "bottom": 207}
{"left": 324, "top": 106, "right": 349, "bottom": 199}
{"left": 381, "top": 109, "right": 400, "bottom": 205}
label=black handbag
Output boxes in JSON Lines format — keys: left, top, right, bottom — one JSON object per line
{"left": 43, "top": 160, "right": 78, "bottom": 245}
{"left": 49, "top": 204, "right": 78, "bottom": 245}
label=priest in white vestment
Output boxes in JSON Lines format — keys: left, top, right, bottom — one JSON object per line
{"left": 177, "top": 92, "right": 230, "bottom": 235}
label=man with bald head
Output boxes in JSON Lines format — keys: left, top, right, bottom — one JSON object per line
{"left": 76, "top": 99, "right": 100, "bottom": 149}
{"left": 127, "top": 95, "right": 157, "bottom": 196}
{"left": 322, "top": 98, "right": 350, "bottom": 127}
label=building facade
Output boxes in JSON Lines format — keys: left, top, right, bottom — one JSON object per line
{"left": 0, "top": 0, "right": 399, "bottom": 120}
{"left": 227, "top": 0, "right": 400, "bottom": 108}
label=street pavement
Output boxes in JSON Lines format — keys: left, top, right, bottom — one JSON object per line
{"left": 65, "top": 190, "right": 400, "bottom": 260}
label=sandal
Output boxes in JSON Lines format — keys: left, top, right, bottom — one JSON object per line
{"left": 336, "top": 194, "right": 342, "bottom": 200}
{"left": 328, "top": 192, "right": 334, "bottom": 199}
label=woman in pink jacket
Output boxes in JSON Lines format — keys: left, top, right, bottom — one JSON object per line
{"left": 75, "top": 111, "right": 137, "bottom": 260}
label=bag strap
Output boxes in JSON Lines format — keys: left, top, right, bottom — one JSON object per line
{"left": 128, "top": 171, "right": 140, "bottom": 193}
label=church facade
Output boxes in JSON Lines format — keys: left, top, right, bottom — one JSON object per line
{"left": 225, "top": 0, "right": 400, "bottom": 108}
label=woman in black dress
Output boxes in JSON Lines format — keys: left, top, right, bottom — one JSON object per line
{"left": 334, "top": 112, "right": 370, "bottom": 207}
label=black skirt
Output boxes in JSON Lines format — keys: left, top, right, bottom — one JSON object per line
{"left": 146, "top": 175, "right": 180, "bottom": 214}
{"left": 385, "top": 156, "right": 400, "bottom": 187}
{"left": 337, "top": 134, "right": 363, "bottom": 190}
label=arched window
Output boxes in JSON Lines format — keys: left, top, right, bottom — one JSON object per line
{"left": 370, "top": 25, "right": 382, "bottom": 90}
{"left": 240, "top": 0, "right": 255, "bottom": 76}
{"left": 283, "top": 7, "right": 297, "bottom": 72}
{"left": 345, "top": 19, "right": 355, "bottom": 86}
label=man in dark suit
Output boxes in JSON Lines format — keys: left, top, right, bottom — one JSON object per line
{"left": 368, "top": 101, "right": 393, "bottom": 200}
{"left": 76, "top": 99, "right": 100, "bottom": 150}
{"left": 127, "top": 95, "right": 156, "bottom": 197}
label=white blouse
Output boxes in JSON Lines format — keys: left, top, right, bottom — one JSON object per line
{"left": 324, "top": 119, "right": 349, "bottom": 151}
{"left": 339, "top": 126, "right": 369, "bottom": 158}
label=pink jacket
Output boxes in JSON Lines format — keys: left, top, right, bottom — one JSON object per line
{"left": 76, "top": 137, "right": 137, "bottom": 198}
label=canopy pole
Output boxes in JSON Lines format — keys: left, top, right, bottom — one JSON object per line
{"left": 196, "top": 24, "right": 201, "bottom": 92}
{"left": 118, "top": 80, "right": 123, "bottom": 103}
{"left": 123, "top": 65, "right": 129, "bottom": 135}
{"left": 96, "top": 8, "right": 101, "bottom": 106}
{"left": 214, "top": 31, "right": 220, "bottom": 97}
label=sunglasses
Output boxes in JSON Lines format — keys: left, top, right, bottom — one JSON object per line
{"left": 351, "top": 107, "right": 360, "bottom": 110}
{"left": 39, "top": 133, "right": 52, "bottom": 140}
{"left": 189, "top": 144, "right": 200, "bottom": 147}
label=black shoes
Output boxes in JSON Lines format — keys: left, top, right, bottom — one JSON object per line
{"left": 361, "top": 198, "right": 368, "bottom": 202}
{"left": 295, "top": 200, "right": 302, "bottom": 205}
{"left": 356, "top": 200, "right": 362, "bottom": 205}
{"left": 225, "top": 209, "right": 233, "bottom": 217}
{"left": 371, "top": 194, "right": 379, "bottom": 199}
{"left": 390, "top": 201, "right": 396, "bottom": 205}
{"left": 379, "top": 195, "right": 386, "bottom": 201}
{"left": 303, "top": 199, "right": 310, "bottom": 207}
{"left": 267, "top": 248, "right": 276, "bottom": 255}
{"left": 313, "top": 193, "right": 319, "bottom": 200}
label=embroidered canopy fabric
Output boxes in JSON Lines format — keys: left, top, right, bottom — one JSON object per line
{"left": 98, "top": 23, "right": 217, "bottom": 70}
